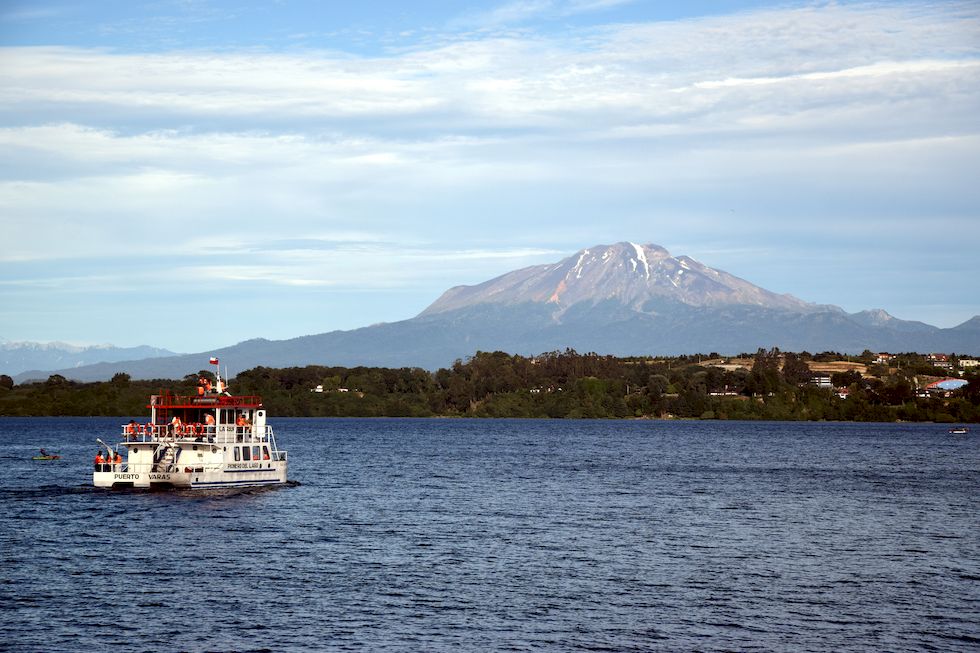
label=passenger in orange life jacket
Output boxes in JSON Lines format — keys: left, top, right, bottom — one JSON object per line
{"left": 94, "top": 451, "right": 106, "bottom": 470}
{"left": 204, "top": 413, "right": 216, "bottom": 439}
{"left": 114, "top": 451, "right": 123, "bottom": 466}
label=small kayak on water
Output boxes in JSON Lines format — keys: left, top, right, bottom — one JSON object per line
{"left": 32, "top": 453, "right": 61, "bottom": 460}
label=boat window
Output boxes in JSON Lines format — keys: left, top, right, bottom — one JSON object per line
{"left": 234, "top": 447, "right": 240, "bottom": 462}
{"left": 242, "top": 446, "right": 251, "bottom": 461}
{"left": 252, "top": 445, "right": 260, "bottom": 460}
{"left": 262, "top": 446, "right": 270, "bottom": 460}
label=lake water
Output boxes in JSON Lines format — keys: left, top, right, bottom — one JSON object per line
{"left": 0, "top": 417, "right": 977, "bottom": 652}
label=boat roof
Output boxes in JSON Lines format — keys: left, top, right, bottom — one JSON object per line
{"left": 149, "top": 393, "right": 263, "bottom": 410}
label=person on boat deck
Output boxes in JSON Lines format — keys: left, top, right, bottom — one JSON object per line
{"left": 204, "top": 413, "right": 216, "bottom": 438}
{"left": 125, "top": 420, "right": 138, "bottom": 439}
{"left": 113, "top": 451, "right": 123, "bottom": 465}
{"left": 171, "top": 416, "right": 183, "bottom": 434}
{"left": 94, "top": 451, "right": 105, "bottom": 470}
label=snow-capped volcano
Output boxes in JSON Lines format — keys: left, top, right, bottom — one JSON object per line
{"left": 422, "top": 242, "right": 817, "bottom": 317}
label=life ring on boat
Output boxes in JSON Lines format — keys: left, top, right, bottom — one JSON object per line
{"left": 145, "top": 423, "right": 155, "bottom": 436}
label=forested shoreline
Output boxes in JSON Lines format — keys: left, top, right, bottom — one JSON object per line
{"left": 1, "top": 349, "right": 977, "bottom": 422}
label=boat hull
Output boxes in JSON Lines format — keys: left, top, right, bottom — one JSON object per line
{"left": 94, "top": 461, "right": 288, "bottom": 489}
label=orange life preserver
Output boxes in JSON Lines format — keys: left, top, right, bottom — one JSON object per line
{"left": 145, "top": 423, "right": 155, "bottom": 436}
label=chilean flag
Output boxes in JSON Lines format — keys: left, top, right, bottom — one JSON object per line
{"left": 209, "top": 357, "right": 219, "bottom": 365}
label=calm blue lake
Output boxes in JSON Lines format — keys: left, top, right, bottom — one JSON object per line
{"left": 1, "top": 417, "right": 977, "bottom": 652}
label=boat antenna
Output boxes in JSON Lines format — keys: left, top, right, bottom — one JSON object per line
{"left": 96, "top": 438, "right": 113, "bottom": 458}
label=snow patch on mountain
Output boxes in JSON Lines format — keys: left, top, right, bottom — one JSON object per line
{"left": 630, "top": 242, "right": 651, "bottom": 279}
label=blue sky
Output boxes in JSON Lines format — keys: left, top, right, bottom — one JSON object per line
{"left": 1, "top": 0, "right": 978, "bottom": 353}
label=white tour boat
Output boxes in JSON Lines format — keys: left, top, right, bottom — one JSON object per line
{"left": 93, "top": 360, "right": 288, "bottom": 490}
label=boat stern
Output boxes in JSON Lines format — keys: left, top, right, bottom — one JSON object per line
{"left": 93, "top": 466, "right": 191, "bottom": 489}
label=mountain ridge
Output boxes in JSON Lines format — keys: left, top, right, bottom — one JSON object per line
{"left": 1, "top": 340, "right": 178, "bottom": 377}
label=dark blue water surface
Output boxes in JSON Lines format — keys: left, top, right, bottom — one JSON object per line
{"left": 0, "top": 418, "right": 977, "bottom": 652}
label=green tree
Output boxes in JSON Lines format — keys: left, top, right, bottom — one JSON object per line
{"left": 781, "top": 352, "right": 812, "bottom": 386}
{"left": 745, "top": 348, "right": 782, "bottom": 395}
{"left": 832, "top": 370, "right": 862, "bottom": 387}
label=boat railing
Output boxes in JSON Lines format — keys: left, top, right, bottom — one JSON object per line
{"left": 94, "top": 463, "right": 128, "bottom": 473}
{"left": 119, "top": 424, "right": 276, "bottom": 445}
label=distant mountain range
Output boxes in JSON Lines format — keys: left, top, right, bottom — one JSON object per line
{"left": 2, "top": 340, "right": 177, "bottom": 377}
{"left": 10, "top": 242, "right": 980, "bottom": 382}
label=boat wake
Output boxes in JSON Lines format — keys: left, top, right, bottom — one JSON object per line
{"left": 0, "top": 484, "right": 100, "bottom": 499}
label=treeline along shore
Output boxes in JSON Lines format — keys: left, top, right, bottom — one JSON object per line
{"left": 1, "top": 349, "right": 978, "bottom": 422}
